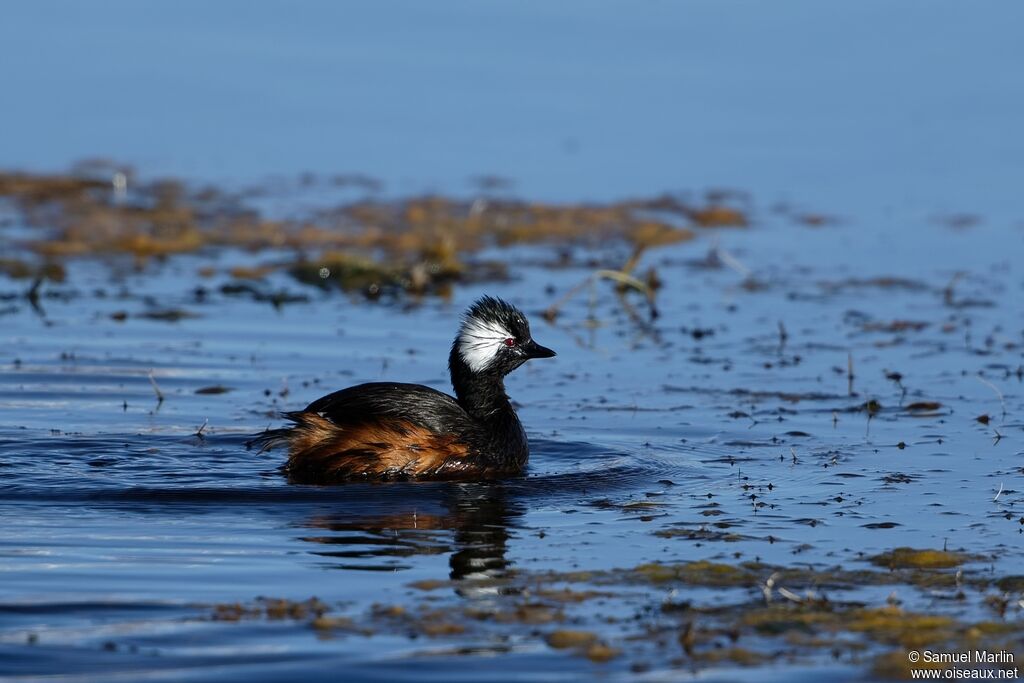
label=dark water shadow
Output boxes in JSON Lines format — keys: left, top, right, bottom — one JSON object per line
{"left": 300, "top": 483, "right": 521, "bottom": 582}
{"left": 276, "top": 435, "right": 694, "bottom": 580}
{"left": 0, "top": 430, "right": 698, "bottom": 593}
{"left": 0, "top": 433, "right": 690, "bottom": 506}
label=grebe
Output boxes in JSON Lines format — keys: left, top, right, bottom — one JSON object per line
{"left": 252, "top": 296, "right": 555, "bottom": 481}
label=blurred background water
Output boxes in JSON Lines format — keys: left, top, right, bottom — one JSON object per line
{"left": 3, "top": 0, "right": 1023, "bottom": 214}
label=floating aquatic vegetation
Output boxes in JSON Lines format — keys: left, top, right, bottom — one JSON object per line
{"left": 199, "top": 551, "right": 1023, "bottom": 678}
{"left": 136, "top": 308, "right": 201, "bottom": 322}
{"left": 0, "top": 258, "right": 65, "bottom": 281}
{"left": 194, "top": 385, "right": 233, "bottom": 395}
{"left": 0, "top": 166, "right": 727, "bottom": 306}
{"left": 869, "top": 548, "right": 971, "bottom": 570}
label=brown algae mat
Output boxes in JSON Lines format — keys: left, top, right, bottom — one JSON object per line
{"left": 0, "top": 165, "right": 748, "bottom": 301}
{"left": 209, "top": 553, "right": 1024, "bottom": 678}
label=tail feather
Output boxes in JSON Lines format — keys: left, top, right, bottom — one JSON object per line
{"left": 246, "top": 411, "right": 305, "bottom": 453}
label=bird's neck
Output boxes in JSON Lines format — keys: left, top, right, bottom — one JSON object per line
{"left": 450, "top": 361, "right": 514, "bottom": 421}
{"left": 449, "top": 349, "right": 529, "bottom": 469}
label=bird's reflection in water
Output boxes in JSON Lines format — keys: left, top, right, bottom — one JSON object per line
{"left": 299, "top": 483, "right": 522, "bottom": 590}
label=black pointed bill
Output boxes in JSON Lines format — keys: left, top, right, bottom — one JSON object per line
{"left": 523, "top": 340, "right": 556, "bottom": 359}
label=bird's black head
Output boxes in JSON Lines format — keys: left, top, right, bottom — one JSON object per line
{"left": 449, "top": 296, "right": 556, "bottom": 379}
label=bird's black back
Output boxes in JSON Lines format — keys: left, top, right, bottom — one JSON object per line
{"left": 304, "top": 382, "right": 476, "bottom": 435}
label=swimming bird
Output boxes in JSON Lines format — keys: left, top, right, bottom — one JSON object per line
{"left": 251, "top": 296, "right": 555, "bottom": 481}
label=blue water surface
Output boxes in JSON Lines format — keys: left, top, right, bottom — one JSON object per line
{"left": 2, "top": 1, "right": 1022, "bottom": 214}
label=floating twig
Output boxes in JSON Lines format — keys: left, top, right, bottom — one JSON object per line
{"left": 26, "top": 276, "right": 42, "bottom": 303}
{"left": 25, "top": 276, "right": 46, "bottom": 316}
{"left": 974, "top": 375, "right": 1006, "bottom": 419}
{"left": 542, "top": 277, "right": 591, "bottom": 322}
{"left": 593, "top": 269, "right": 650, "bottom": 295}
{"left": 884, "top": 370, "right": 906, "bottom": 406}
{"left": 847, "top": 353, "right": 855, "bottom": 397}
{"left": 194, "top": 418, "right": 209, "bottom": 439}
{"left": 148, "top": 371, "right": 165, "bottom": 404}
{"left": 715, "top": 244, "right": 750, "bottom": 278}
{"left": 762, "top": 572, "right": 779, "bottom": 604}
{"left": 943, "top": 271, "right": 964, "bottom": 306}
{"left": 614, "top": 289, "right": 660, "bottom": 343}
{"left": 543, "top": 258, "right": 658, "bottom": 325}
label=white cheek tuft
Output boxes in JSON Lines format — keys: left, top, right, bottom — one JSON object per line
{"left": 458, "top": 318, "right": 511, "bottom": 372}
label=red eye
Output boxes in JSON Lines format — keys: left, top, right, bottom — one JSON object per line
{"left": 504, "top": 337, "right": 517, "bottom": 347}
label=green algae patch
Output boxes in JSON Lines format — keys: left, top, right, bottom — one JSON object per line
{"left": 0, "top": 258, "right": 65, "bottom": 281}
{"left": 262, "top": 597, "right": 329, "bottom": 620}
{"left": 310, "top": 615, "right": 370, "bottom": 636}
{"left": 995, "top": 576, "right": 1024, "bottom": 593}
{"left": 584, "top": 642, "right": 621, "bottom": 663}
{"left": 688, "top": 206, "right": 748, "bottom": 228}
{"left": 630, "top": 561, "right": 756, "bottom": 587}
{"left": 846, "top": 607, "right": 955, "bottom": 648}
{"left": 968, "top": 621, "right": 1021, "bottom": 637}
{"left": 740, "top": 605, "right": 842, "bottom": 635}
{"left": 545, "top": 630, "right": 620, "bottom": 663}
{"left": 490, "top": 603, "right": 564, "bottom": 625}
{"left": 538, "top": 556, "right": 998, "bottom": 596}
{"left": 871, "top": 651, "right": 948, "bottom": 680}
{"left": 211, "top": 597, "right": 328, "bottom": 622}
{"left": 0, "top": 171, "right": 109, "bottom": 203}
{"left": 737, "top": 603, "right": 962, "bottom": 650}
{"left": 371, "top": 604, "right": 406, "bottom": 618}
{"left": 869, "top": 548, "right": 969, "bottom": 570}
{"left": 421, "top": 621, "right": 467, "bottom": 637}
{"left": 0, "top": 165, "right": 713, "bottom": 304}
{"left": 211, "top": 602, "right": 262, "bottom": 621}
{"left": 0, "top": 163, "right": 749, "bottom": 335}
{"left": 409, "top": 579, "right": 450, "bottom": 592}
{"left": 531, "top": 587, "right": 614, "bottom": 603}
{"left": 632, "top": 562, "right": 678, "bottom": 583}
{"left": 206, "top": 558, "right": 1024, "bottom": 679}
{"left": 546, "top": 629, "right": 599, "bottom": 649}
{"left": 290, "top": 253, "right": 407, "bottom": 295}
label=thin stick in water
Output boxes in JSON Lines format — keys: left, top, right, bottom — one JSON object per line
{"left": 974, "top": 375, "right": 1006, "bottom": 419}
{"left": 148, "top": 371, "right": 164, "bottom": 404}
{"left": 847, "top": 353, "right": 855, "bottom": 396}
